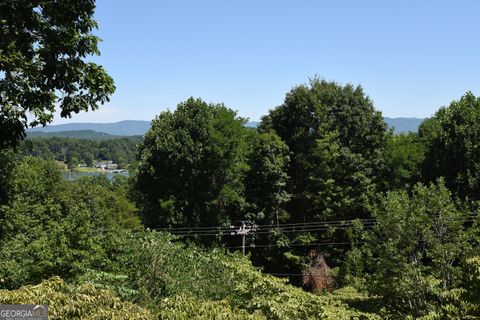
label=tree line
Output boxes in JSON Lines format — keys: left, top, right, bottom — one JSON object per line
{"left": 18, "top": 136, "right": 142, "bottom": 169}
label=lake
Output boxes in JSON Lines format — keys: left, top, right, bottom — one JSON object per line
{"left": 63, "top": 170, "right": 130, "bottom": 181}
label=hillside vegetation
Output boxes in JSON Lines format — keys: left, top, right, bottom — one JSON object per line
{"left": 18, "top": 136, "right": 141, "bottom": 168}
{"left": 0, "top": 157, "right": 379, "bottom": 318}
{"left": 0, "top": 230, "right": 381, "bottom": 319}
{"left": 1, "top": 80, "right": 480, "bottom": 319}
{"left": 1, "top": 1, "right": 479, "bottom": 318}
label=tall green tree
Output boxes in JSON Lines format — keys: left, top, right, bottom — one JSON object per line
{"left": 260, "top": 78, "right": 387, "bottom": 223}
{"left": 134, "top": 98, "right": 250, "bottom": 230}
{"left": 419, "top": 92, "right": 480, "bottom": 200}
{"left": 244, "top": 132, "right": 290, "bottom": 227}
{"left": 257, "top": 78, "right": 388, "bottom": 275}
{"left": 0, "top": 0, "right": 115, "bottom": 149}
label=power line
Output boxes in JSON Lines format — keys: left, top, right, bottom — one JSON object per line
{"left": 164, "top": 222, "right": 379, "bottom": 236}
{"left": 252, "top": 224, "right": 378, "bottom": 235}
{"left": 226, "top": 241, "right": 365, "bottom": 249}
{"left": 152, "top": 218, "right": 377, "bottom": 232}
{"left": 162, "top": 221, "right": 377, "bottom": 235}
{"left": 82, "top": 215, "right": 478, "bottom": 237}
{"left": 162, "top": 213, "right": 479, "bottom": 236}
{"left": 149, "top": 213, "right": 479, "bottom": 234}
{"left": 249, "top": 218, "right": 377, "bottom": 228}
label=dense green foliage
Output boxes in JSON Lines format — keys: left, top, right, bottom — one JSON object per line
{"left": 260, "top": 78, "right": 387, "bottom": 221}
{"left": 0, "top": 230, "right": 382, "bottom": 319}
{"left": 363, "top": 181, "right": 474, "bottom": 317}
{"left": 68, "top": 231, "right": 380, "bottom": 319}
{"left": 244, "top": 132, "right": 290, "bottom": 227}
{"left": 0, "top": 157, "right": 140, "bottom": 288}
{"left": 2, "top": 73, "right": 480, "bottom": 318}
{"left": 18, "top": 136, "right": 141, "bottom": 168}
{"left": 0, "top": 154, "right": 381, "bottom": 318}
{"left": 420, "top": 92, "right": 480, "bottom": 200}
{"left": 125, "top": 232, "right": 381, "bottom": 319}
{"left": 382, "top": 132, "right": 425, "bottom": 190}
{"left": 254, "top": 79, "right": 389, "bottom": 272}
{"left": 134, "top": 97, "right": 252, "bottom": 230}
{"left": 127, "top": 87, "right": 480, "bottom": 318}
{"left": 0, "top": 277, "right": 154, "bottom": 319}
{"left": 0, "top": 0, "right": 115, "bottom": 149}
{"left": 0, "top": 151, "right": 14, "bottom": 205}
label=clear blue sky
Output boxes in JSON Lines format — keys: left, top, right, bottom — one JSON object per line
{"left": 53, "top": 0, "right": 480, "bottom": 124}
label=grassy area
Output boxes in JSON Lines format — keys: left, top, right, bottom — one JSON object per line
{"left": 54, "top": 160, "right": 68, "bottom": 171}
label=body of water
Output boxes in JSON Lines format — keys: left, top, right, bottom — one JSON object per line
{"left": 63, "top": 170, "right": 130, "bottom": 181}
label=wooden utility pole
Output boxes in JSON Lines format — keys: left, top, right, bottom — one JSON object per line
{"left": 232, "top": 221, "right": 255, "bottom": 255}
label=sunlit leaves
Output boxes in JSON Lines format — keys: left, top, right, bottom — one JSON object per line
{"left": 0, "top": 0, "right": 115, "bottom": 149}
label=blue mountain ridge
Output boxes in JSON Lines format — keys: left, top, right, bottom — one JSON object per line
{"left": 28, "top": 120, "right": 151, "bottom": 136}
{"left": 27, "top": 118, "right": 424, "bottom": 136}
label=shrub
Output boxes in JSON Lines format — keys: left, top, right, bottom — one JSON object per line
{"left": 0, "top": 277, "right": 153, "bottom": 319}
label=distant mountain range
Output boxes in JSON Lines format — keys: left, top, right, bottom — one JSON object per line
{"left": 27, "top": 130, "right": 138, "bottom": 140}
{"left": 28, "top": 120, "right": 151, "bottom": 136}
{"left": 27, "top": 117, "right": 425, "bottom": 138}
{"left": 245, "top": 121, "right": 259, "bottom": 128}
{"left": 383, "top": 117, "right": 425, "bottom": 134}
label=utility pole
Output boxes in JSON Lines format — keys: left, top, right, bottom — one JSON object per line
{"left": 231, "top": 221, "right": 255, "bottom": 255}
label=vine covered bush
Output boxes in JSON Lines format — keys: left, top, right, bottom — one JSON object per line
{"left": 0, "top": 277, "right": 153, "bottom": 320}
{"left": 114, "top": 231, "right": 381, "bottom": 320}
